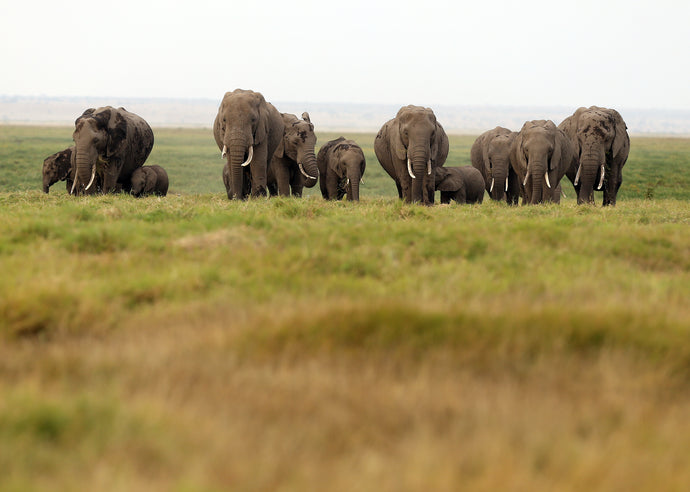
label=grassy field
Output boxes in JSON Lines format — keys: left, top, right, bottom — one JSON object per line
{"left": 1, "top": 125, "right": 690, "bottom": 491}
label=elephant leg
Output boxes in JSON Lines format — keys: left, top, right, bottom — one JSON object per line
{"left": 289, "top": 168, "right": 304, "bottom": 197}
{"left": 440, "top": 191, "right": 451, "bottom": 204}
{"left": 250, "top": 145, "right": 269, "bottom": 197}
{"left": 102, "top": 167, "right": 119, "bottom": 194}
{"left": 274, "top": 161, "right": 291, "bottom": 197}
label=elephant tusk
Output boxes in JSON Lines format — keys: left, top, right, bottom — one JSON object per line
{"left": 298, "top": 163, "right": 318, "bottom": 180}
{"left": 490, "top": 177, "right": 495, "bottom": 193}
{"left": 70, "top": 178, "right": 77, "bottom": 195}
{"left": 523, "top": 171, "right": 529, "bottom": 187}
{"left": 407, "top": 158, "right": 416, "bottom": 179}
{"left": 597, "top": 164, "right": 605, "bottom": 190}
{"left": 545, "top": 172, "right": 551, "bottom": 189}
{"left": 505, "top": 177, "right": 509, "bottom": 192}
{"left": 241, "top": 146, "right": 253, "bottom": 167}
{"left": 427, "top": 159, "right": 432, "bottom": 175}
{"left": 346, "top": 178, "right": 350, "bottom": 186}
{"left": 221, "top": 145, "right": 227, "bottom": 159}
{"left": 574, "top": 163, "right": 582, "bottom": 186}
{"left": 84, "top": 164, "right": 97, "bottom": 191}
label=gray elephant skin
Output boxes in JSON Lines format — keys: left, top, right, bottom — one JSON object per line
{"left": 213, "top": 89, "right": 284, "bottom": 199}
{"left": 317, "top": 137, "right": 366, "bottom": 201}
{"left": 267, "top": 112, "right": 319, "bottom": 197}
{"left": 434, "top": 166, "right": 485, "bottom": 204}
{"left": 71, "top": 106, "right": 154, "bottom": 195}
{"left": 42, "top": 146, "right": 74, "bottom": 193}
{"left": 374, "top": 105, "right": 449, "bottom": 204}
{"left": 510, "top": 120, "right": 576, "bottom": 204}
{"left": 131, "top": 165, "right": 169, "bottom": 197}
{"left": 471, "top": 127, "right": 519, "bottom": 204}
{"left": 559, "top": 106, "right": 630, "bottom": 206}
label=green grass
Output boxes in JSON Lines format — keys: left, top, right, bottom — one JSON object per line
{"left": 1, "top": 126, "right": 690, "bottom": 491}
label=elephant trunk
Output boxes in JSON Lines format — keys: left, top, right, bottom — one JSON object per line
{"left": 408, "top": 145, "right": 429, "bottom": 203}
{"left": 346, "top": 164, "right": 361, "bottom": 202}
{"left": 74, "top": 147, "right": 97, "bottom": 195}
{"left": 528, "top": 159, "right": 546, "bottom": 204}
{"left": 489, "top": 160, "right": 509, "bottom": 201}
{"left": 298, "top": 150, "right": 319, "bottom": 188}
{"left": 576, "top": 146, "right": 605, "bottom": 204}
{"left": 226, "top": 137, "right": 251, "bottom": 200}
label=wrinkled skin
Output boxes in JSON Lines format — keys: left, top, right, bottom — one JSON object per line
{"left": 317, "top": 137, "right": 366, "bottom": 201}
{"left": 375, "top": 105, "right": 449, "bottom": 204}
{"left": 510, "top": 120, "right": 576, "bottom": 205}
{"left": 213, "top": 89, "right": 284, "bottom": 200}
{"left": 267, "top": 112, "right": 319, "bottom": 197}
{"left": 130, "top": 165, "right": 169, "bottom": 197}
{"left": 71, "top": 106, "right": 154, "bottom": 195}
{"left": 434, "top": 166, "right": 485, "bottom": 204}
{"left": 222, "top": 163, "right": 252, "bottom": 200}
{"left": 559, "top": 106, "right": 630, "bottom": 206}
{"left": 470, "top": 127, "right": 519, "bottom": 204}
{"left": 42, "top": 146, "right": 74, "bottom": 193}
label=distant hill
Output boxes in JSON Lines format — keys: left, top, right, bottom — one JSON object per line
{"left": 2, "top": 96, "right": 689, "bottom": 135}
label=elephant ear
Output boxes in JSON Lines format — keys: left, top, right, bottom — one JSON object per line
{"left": 144, "top": 168, "right": 157, "bottom": 194}
{"left": 610, "top": 109, "right": 630, "bottom": 160}
{"left": 431, "top": 121, "right": 449, "bottom": 166}
{"left": 511, "top": 127, "right": 528, "bottom": 178}
{"left": 302, "top": 112, "right": 311, "bottom": 124}
{"left": 480, "top": 132, "right": 492, "bottom": 174}
{"left": 390, "top": 119, "right": 407, "bottom": 161}
{"left": 274, "top": 132, "right": 286, "bottom": 158}
{"left": 558, "top": 114, "right": 580, "bottom": 157}
{"left": 106, "top": 110, "right": 128, "bottom": 158}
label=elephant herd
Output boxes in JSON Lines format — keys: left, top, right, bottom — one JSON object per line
{"left": 42, "top": 88, "right": 630, "bottom": 206}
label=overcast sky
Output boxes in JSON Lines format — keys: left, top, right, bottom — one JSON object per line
{"left": 1, "top": 0, "right": 688, "bottom": 111}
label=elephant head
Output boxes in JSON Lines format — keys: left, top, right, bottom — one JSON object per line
{"left": 559, "top": 106, "right": 630, "bottom": 205}
{"left": 375, "top": 105, "right": 449, "bottom": 204}
{"left": 317, "top": 137, "right": 366, "bottom": 201}
{"left": 70, "top": 106, "right": 153, "bottom": 195}
{"left": 130, "top": 167, "right": 155, "bottom": 197}
{"left": 470, "top": 127, "right": 517, "bottom": 203}
{"left": 511, "top": 120, "right": 575, "bottom": 204}
{"left": 213, "top": 89, "right": 284, "bottom": 199}
{"left": 42, "top": 146, "right": 74, "bottom": 193}
{"left": 275, "top": 112, "right": 319, "bottom": 188}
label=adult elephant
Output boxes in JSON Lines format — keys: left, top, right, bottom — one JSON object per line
{"left": 42, "top": 146, "right": 74, "bottom": 193}
{"left": 267, "top": 112, "right": 319, "bottom": 197}
{"left": 316, "top": 137, "right": 366, "bottom": 201}
{"left": 470, "top": 127, "right": 519, "bottom": 204}
{"left": 213, "top": 89, "right": 284, "bottom": 199}
{"left": 559, "top": 106, "right": 630, "bottom": 206}
{"left": 510, "top": 120, "right": 576, "bottom": 204}
{"left": 374, "top": 105, "right": 449, "bottom": 204}
{"left": 71, "top": 106, "right": 154, "bottom": 195}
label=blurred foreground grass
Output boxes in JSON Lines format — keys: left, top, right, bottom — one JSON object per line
{"left": 1, "top": 193, "right": 690, "bottom": 490}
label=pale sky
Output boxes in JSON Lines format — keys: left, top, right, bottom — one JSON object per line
{"left": 1, "top": 0, "right": 689, "bottom": 110}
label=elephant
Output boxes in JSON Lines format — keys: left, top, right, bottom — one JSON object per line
{"left": 213, "top": 89, "right": 284, "bottom": 200}
{"left": 130, "top": 165, "right": 169, "bottom": 197}
{"left": 434, "top": 166, "right": 485, "bottom": 204}
{"left": 42, "top": 146, "right": 74, "bottom": 193}
{"left": 316, "top": 137, "right": 366, "bottom": 201}
{"left": 374, "top": 105, "right": 449, "bottom": 204}
{"left": 267, "top": 112, "right": 319, "bottom": 197}
{"left": 558, "top": 106, "right": 630, "bottom": 206}
{"left": 71, "top": 106, "right": 154, "bottom": 195}
{"left": 470, "top": 127, "right": 519, "bottom": 204}
{"left": 510, "top": 120, "right": 577, "bottom": 204}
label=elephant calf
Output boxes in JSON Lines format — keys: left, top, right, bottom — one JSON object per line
{"left": 434, "top": 166, "right": 485, "bottom": 204}
{"left": 42, "top": 146, "right": 74, "bottom": 193}
{"left": 316, "top": 137, "right": 366, "bottom": 201}
{"left": 130, "top": 165, "right": 169, "bottom": 197}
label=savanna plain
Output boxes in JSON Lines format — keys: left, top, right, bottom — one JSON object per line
{"left": 1, "top": 125, "right": 690, "bottom": 491}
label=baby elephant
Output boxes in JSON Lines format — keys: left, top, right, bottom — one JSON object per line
{"left": 42, "top": 146, "right": 74, "bottom": 193}
{"left": 130, "top": 165, "right": 169, "bottom": 197}
{"left": 434, "top": 166, "right": 485, "bottom": 204}
{"left": 316, "top": 137, "right": 366, "bottom": 201}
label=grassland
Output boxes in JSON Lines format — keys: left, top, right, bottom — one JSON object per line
{"left": 1, "top": 125, "right": 690, "bottom": 491}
